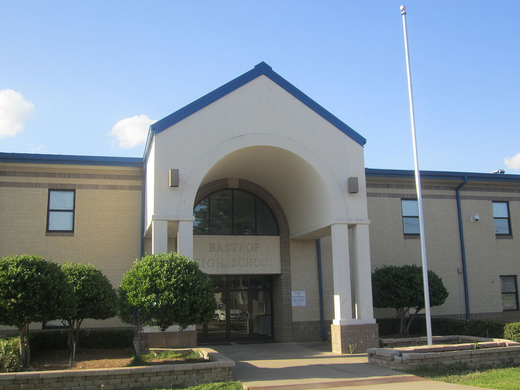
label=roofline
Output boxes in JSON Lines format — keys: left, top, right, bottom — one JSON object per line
{"left": 143, "top": 62, "right": 366, "bottom": 159}
{"left": 366, "top": 168, "right": 520, "bottom": 182}
{"left": 0, "top": 152, "right": 144, "bottom": 168}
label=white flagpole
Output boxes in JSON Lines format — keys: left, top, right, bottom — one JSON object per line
{"left": 400, "top": 4, "right": 433, "bottom": 345}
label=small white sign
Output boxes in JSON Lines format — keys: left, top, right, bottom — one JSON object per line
{"left": 292, "top": 291, "right": 306, "bottom": 307}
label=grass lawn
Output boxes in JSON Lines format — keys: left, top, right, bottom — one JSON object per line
{"left": 409, "top": 365, "right": 520, "bottom": 390}
{"left": 149, "top": 382, "right": 243, "bottom": 390}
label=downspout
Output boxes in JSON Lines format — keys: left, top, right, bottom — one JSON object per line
{"left": 456, "top": 177, "right": 471, "bottom": 320}
{"left": 316, "top": 239, "right": 327, "bottom": 341}
{"left": 140, "top": 163, "right": 146, "bottom": 258}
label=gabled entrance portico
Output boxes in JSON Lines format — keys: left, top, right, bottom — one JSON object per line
{"left": 142, "top": 62, "right": 379, "bottom": 352}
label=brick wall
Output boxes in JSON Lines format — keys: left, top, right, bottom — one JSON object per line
{"left": 0, "top": 162, "right": 143, "bottom": 332}
{"left": 0, "top": 348, "right": 234, "bottom": 390}
{"left": 369, "top": 337, "right": 520, "bottom": 370}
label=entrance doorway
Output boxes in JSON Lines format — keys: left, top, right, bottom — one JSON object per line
{"left": 197, "top": 275, "right": 273, "bottom": 343}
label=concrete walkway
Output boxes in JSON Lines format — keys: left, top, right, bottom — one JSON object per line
{"left": 209, "top": 341, "right": 490, "bottom": 390}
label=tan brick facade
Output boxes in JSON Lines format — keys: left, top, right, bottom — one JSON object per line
{"left": 366, "top": 173, "right": 520, "bottom": 321}
{"left": 0, "top": 162, "right": 143, "bottom": 331}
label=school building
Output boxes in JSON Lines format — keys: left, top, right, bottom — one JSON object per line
{"left": 1, "top": 63, "right": 519, "bottom": 353}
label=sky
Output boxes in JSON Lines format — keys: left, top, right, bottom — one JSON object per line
{"left": 1, "top": 1, "right": 519, "bottom": 174}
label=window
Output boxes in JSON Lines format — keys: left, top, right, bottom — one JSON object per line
{"left": 402, "top": 199, "right": 419, "bottom": 235}
{"left": 493, "top": 202, "right": 511, "bottom": 235}
{"left": 194, "top": 189, "right": 278, "bottom": 235}
{"left": 47, "top": 190, "right": 75, "bottom": 232}
{"left": 500, "top": 276, "right": 519, "bottom": 311}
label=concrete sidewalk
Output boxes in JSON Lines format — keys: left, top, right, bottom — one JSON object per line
{"left": 209, "top": 341, "right": 489, "bottom": 390}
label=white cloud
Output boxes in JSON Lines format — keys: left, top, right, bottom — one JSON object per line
{"left": 29, "top": 144, "right": 44, "bottom": 152}
{"left": 0, "top": 89, "right": 35, "bottom": 138}
{"left": 504, "top": 153, "right": 520, "bottom": 171}
{"left": 109, "top": 115, "right": 156, "bottom": 149}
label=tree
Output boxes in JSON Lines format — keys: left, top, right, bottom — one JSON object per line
{"left": 118, "top": 252, "right": 216, "bottom": 332}
{"left": 0, "top": 255, "right": 75, "bottom": 367}
{"left": 372, "top": 264, "right": 449, "bottom": 336}
{"left": 61, "top": 262, "right": 118, "bottom": 353}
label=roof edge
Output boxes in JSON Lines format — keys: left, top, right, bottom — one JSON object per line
{"left": 145, "top": 62, "right": 366, "bottom": 158}
{"left": 0, "top": 152, "right": 144, "bottom": 168}
{"left": 366, "top": 168, "right": 520, "bottom": 182}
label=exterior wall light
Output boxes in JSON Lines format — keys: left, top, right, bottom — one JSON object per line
{"left": 348, "top": 177, "right": 359, "bottom": 194}
{"left": 169, "top": 169, "right": 179, "bottom": 187}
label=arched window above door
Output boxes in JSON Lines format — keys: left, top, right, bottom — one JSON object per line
{"left": 193, "top": 189, "right": 279, "bottom": 235}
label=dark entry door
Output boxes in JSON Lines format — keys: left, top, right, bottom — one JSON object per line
{"left": 197, "top": 276, "right": 273, "bottom": 343}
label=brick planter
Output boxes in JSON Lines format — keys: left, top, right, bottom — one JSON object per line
{"left": 369, "top": 336, "right": 520, "bottom": 370}
{"left": 0, "top": 348, "right": 234, "bottom": 390}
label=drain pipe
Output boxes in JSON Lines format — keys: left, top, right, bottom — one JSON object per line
{"left": 456, "top": 177, "right": 471, "bottom": 320}
{"left": 316, "top": 239, "right": 327, "bottom": 341}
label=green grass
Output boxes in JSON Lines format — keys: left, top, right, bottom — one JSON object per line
{"left": 129, "top": 349, "right": 205, "bottom": 366}
{"left": 147, "top": 382, "right": 243, "bottom": 390}
{"left": 409, "top": 364, "right": 520, "bottom": 390}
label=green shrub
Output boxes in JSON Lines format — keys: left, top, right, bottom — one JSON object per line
{"left": 504, "top": 322, "right": 520, "bottom": 342}
{"left": 29, "top": 329, "right": 134, "bottom": 351}
{"left": 378, "top": 317, "right": 509, "bottom": 339}
{"left": 80, "top": 329, "right": 134, "bottom": 349}
{"left": 376, "top": 318, "right": 400, "bottom": 336}
{"left": 0, "top": 337, "right": 22, "bottom": 372}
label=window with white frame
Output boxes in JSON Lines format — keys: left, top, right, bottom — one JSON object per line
{"left": 47, "top": 190, "right": 75, "bottom": 232}
{"left": 401, "top": 199, "right": 420, "bottom": 235}
{"left": 493, "top": 201, "right": 511, "bottom": 235}
{"left": 500, "top": 275, "right": 519, "bottom": 311}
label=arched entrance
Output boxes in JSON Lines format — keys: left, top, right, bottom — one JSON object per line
{"left": 193, "top": 181, "right": 290, "bottom": 343}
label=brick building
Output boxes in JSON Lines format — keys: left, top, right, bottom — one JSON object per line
{"left": 1, "top": 63, "right": 519, "bottom": 353}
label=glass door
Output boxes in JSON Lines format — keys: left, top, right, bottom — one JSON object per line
{"left": 229, "top": 291, "right": 249, "bottom": 340}
{"left": 197, "top": 276, "right": 273, "bottom": 343}
{"left": 250, "top": 290, "right": 272, "bottom": 339}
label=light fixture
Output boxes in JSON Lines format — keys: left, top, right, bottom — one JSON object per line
{"left": 169, "top": 169, "right": 179, "bottom": 187}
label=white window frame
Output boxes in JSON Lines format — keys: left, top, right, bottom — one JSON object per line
{"left": 47, "top": 189, "right": 76, "bottom": 232}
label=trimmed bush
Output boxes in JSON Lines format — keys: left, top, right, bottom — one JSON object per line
{"left": 29, "top": 331, "right": 68, "bottom": 351}
{"left": 378, "top": 317, "right": 508, "bottom": 339}
{"left": 29, "top": 329, "right": 134, "bottom": 352}
{"left": 504, "top": 322, "right": 520, "bottom": 342}
{"left": 0, "top": 337, "right": 22, "bottom": 372}
{"left": 376, "top": 318, "right": 400, "bottom": 336}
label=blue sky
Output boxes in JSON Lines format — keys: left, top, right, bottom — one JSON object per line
{"left": 1, "top": 1, "right": 519, "bottom": 173}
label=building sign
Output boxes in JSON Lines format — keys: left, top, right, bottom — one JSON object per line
{"left": 292, "top": 291, "right": 306, "bottom": 307}
{"left": 194, "top": 236, "right": 281, "bottom": 275}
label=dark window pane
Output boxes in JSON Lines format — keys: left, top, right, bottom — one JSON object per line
{"left": 212, "top": 276, "right": 227, "bottom": 291}
{"left": 249, "top": 276, "right": 266, "bottom": 289}
{"left": 233, "top": 191, "right": 255, "bottom": 234}
{"left": 501, "top": 276, "right": 517, "bottom": 293}
{"left": 194, "top": 189, "right": 278, "bottom": 236}
{"left": 193, "top": 198, "right": 209, "bottom": 235}
{"left": 403, "top": 217, "right": 420, "bottom": 234}
{"left": 494, "top": 219, "right": 510, "bottom": 235}
{"left": 502, "top": 294, "right": 518, "bottom": 310}
{"left": 210, "top": 190, "right": 232, "bottom": 234}
{"left": 229, "top": 276, "right": 249, "bottom": 290}
{"left": 256, "top": 199, "right": 278, "bottom": 235}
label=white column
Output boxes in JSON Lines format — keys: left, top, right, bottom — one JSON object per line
{"left": 352, "top": 224, "right": 376, "bottom": 323}
{"left": 331, "top": 223, "right": 353, "bottom": 324}
{"left": 177, "top": 220, "right": 194, "bottom": 260}
{"left": 151, "top": 220, "right": 168, "bottom": 254}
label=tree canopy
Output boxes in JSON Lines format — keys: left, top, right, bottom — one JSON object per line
{"left": 372, "top": 264, "right": 449, "bottom": 335}
{"left": 0, "top": 254, "right": 75, "bottom": 367}
{"left": 118, "top": 252, "right": 216, "bottom": 331}
{"left": 61, "top": 262, "right": 118, "bottom": 351}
